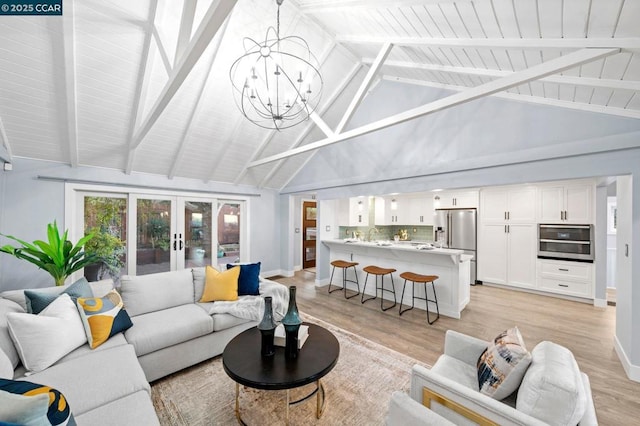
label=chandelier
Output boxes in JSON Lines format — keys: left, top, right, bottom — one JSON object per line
{"left": 229, "top": 0, "right": 323, "bottom": 130}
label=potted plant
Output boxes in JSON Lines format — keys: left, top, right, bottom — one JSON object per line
{"left": 83, "top": 227, "right": 125, "bottom": 281}
{"left": 0, "top": 221, "right": 99, "bottom": 286}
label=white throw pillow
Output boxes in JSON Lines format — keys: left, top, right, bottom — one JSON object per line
{"left": 0, "top": 390, "right": 49, "bottom": 425}
{"left": 0, "top": 348, "right": 13, "bottom": 379}
{"left": 6, "top": 294, "right": 87, "bottom": 373}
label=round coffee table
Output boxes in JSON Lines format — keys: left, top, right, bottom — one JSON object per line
{"left": 223, "top": 323, "right": 339, "bottom": 425}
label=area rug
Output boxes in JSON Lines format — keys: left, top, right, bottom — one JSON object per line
{"left": 151, "top": 314, "right": 429, "bottom": 425}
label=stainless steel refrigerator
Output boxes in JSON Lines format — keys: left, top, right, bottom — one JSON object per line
{"left": 434, "top": 208, "right": 477, "bottom": 285}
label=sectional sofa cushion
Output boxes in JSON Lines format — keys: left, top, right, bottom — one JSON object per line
{"left": 0, "top": 298, "right": 24, "bottom": 370}
{"left": 192, "top": 267, "right": 207, "bottom": 301}
{"left": 7, "top": 294, "right": 87, "bottom": 373}
{"left": 516, "top": 341, "right": 586, "bottom": 426}
{"left": 23, "top": 343, "right": 150, "bottom": 417}
{"left": 0, "top": 349, "right": 13, "bottom": 379}
{"left": 25, "top": 278, "right": 92, "bottom": 314}
{"left": 0, "top": 378, "right": 76, "bottom": 425}
{"left": 477, "top": 327, "right": 531, "bottom": 400}
{"left": 74, "top": 390, "right": 159, "bottom": 426}
{"left": 120, "top": 269, "right": 194, "bottom": 316}
{"left": 200, "top": 265, "right": 240, "bottom": 302}
{"left": 228, "top": 262, "right": 261, "bottom": 296}
{"left": 124, "top": 304, "right": 213, "bottom": 357}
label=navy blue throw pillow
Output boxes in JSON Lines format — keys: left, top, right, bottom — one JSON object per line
{"left": 227, "top": 262, "right": 261, "bottom": 296}
{"left": 24, "top": 278, "right": 93, "bottom": 314}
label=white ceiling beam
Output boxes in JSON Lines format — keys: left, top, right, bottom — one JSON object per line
{"left": 388, "top": 75, "right": 640, "bottom": 120}
{"left": 248, "top": 48, "right": 620, "bottom": 168}
{"left": 62, "top": 0, "right": 78, "bottom": 167}
{"left": 152, "top": 27, "right": 173, "bottom": 75}
{"left": 0, "top": 117, "right": 12, "bottom": 163}
{"left": 174, "top": 0, "right": 197, "bottom": 68}
{"left": 259, "top": 62, "right": 363, "bottom": 188}
{"left": 129, "top": 0, "right": 238, "bottom": 151}
{"left": 169, "top": 28, "right": 223, "bottom": 180}
{"left": 125, "top": 1, "right": 160, "bottom": 175}
{"left": 300, "top": 0, "right": 461, "bottom": 14}
{"left": 232, "top": 41, "right": 337, "bottom": 185}
{"left": 367, "top": 58, "right": 640, "bottom": 92}
{"left": 309, "top": 112, "right": 334, "bottom": 137}
{"left": 335, "top": 42, "right": 393, "bottom": 134}
{"left": 336, "top": 35, "right": 640, "bottom": 51}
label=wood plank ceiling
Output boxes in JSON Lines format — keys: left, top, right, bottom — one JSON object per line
{"left": 0, "top": 0, "right": 638, "bottom": 190}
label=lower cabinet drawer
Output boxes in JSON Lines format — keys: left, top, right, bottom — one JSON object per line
{"left": 539, "top": 260, "right": 592, "bottom": 281}
{"left": 539, "top": 277, "right": 591, "bottom": 297}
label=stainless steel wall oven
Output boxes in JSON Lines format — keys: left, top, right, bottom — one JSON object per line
{"left": 538, "top": 224, "right": 594, "bottom": 262}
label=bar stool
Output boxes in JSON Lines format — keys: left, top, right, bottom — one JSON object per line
{"left": 328, "top": 260, "right": 360, "bottom": 299}
{"left": 399, "top": 272, "right": 440, "bottom": 324}
{"left": 361, "top": 265, "right": 397, "bottom": 311}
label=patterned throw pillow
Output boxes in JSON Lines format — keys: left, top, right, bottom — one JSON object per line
{"left": 0, "top": 378, "right": 76, "bottom": 425}
{"left": 200, "top": 266, "right": 240, "bottom": 302}
{"left": 25, "top": 278, "right": 93, "bottom": 314}
{"left": 76, "top": 290, "right": 133, "bottom": 349}
{"left": 227, "top": 262, "right": 261, "bottom": 296}
{"left": 477, "top": 326, "right": 532, "bottom": 400}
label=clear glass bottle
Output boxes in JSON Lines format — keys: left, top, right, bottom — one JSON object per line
{"left": 281, "top": 286, "right": 302, "bottom": 360}
{"left": 257, "top": 296, "right": 276, "bottom": 357}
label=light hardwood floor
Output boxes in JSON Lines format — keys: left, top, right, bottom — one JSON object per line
{"left": 272, "top": 270, "right": 639, "bottom": 425}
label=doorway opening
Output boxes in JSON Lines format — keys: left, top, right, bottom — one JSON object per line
{"left": 302, "top": 201, "right": 317, "bottom": 271}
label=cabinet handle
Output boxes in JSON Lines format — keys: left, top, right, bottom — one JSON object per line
{"left": 564, "top": 210, "right": 568, "bottom": 220}
{"left": 358, "top": 214, "right": 362, "bottom": 223}
{"left": 453, "top": 198, "right": 456, "bottom": 206}
{"left": 560, "top": 211, "right": 563, "bottom": 220}
{"left": 558, "top": 268, "right": 569, "bottom": 271}
{"left": 558, "top": 284, "right": 569, "bottom": 288}
{"left": 504, "top": 211, "right": 507, "bottom": 220}
{"left": 507, "top": 211, "right": 510, "bottom": 220}
{"left": 504, "top": 225, "right": 507, "bottom": 233}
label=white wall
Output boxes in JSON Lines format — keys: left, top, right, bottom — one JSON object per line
{"left": 0, "top": 158, "right": 282, "bottom": 290}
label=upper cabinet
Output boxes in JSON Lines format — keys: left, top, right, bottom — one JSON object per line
{"left": 433, "top": 190, "right": 479, "bottom": 209}
{"left": 339, "top": 197, "right": 369, "bottom": 226}
{"left": 480, "top": 186, "right": 536, "bottom": 223}
{"left": 374, "top": 195, "right": 433, "bottom": 226}
{"left": 407, "top": 195, "right": 434, "bottom": 226}
{"left": 538, "top": 182, "right": 593, "bottom": 224}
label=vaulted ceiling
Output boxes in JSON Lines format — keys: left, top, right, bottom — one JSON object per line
{"left": 0, "top": 0, "right": 639, "bottom": 190}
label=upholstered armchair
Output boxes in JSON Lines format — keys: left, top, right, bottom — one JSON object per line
{"left": 406, "top": 330, "right": 598, "bottom": 426}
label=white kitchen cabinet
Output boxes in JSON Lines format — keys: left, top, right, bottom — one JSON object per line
{"left": 433, "top": 190, "right": 478, "bottom": 209}
{"left": 373, "top": 196, "right": 403, "bottom": 225}
{"left": 537, "top": 258, "right": 593, "bottom": 298}
{"left": 538, "top": 182, "right": 593, "bottom": 224}
{"left": 407, "top": 195, "right": 434, "bottom": 225}
{"left": 478, "top": 223, "right": 536, "bottom": 288}
{"left": 339, "top": 197, "right": 369, "bottom": 226}
{"left": 480, "top": 186, "right": 536, "bottom": 223}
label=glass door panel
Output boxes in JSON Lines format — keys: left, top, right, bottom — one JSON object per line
{"left": 135, "top": 198, "right": 173, "bottom": 275}
{"left": 217, "top": 201, "right": 241, "bottom": 266}
{"left": 302, "top": 201, "right": 317, "bottom": 269}
{"left": 82, "top": 195, "right": 127, "bottom": 284}
{"left": 182, "top": 200, "right": 214, "bottom": 269}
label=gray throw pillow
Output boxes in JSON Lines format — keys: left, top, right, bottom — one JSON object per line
{"left": 24, "top": 277, "right": 93, "bottom": 314}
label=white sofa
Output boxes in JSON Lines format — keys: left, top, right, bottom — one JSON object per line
{"left": 0, "top": 267, "right": 288, "bottom": 425}
{"left": 399, "top": 330, "right": 598, "bottom": 426}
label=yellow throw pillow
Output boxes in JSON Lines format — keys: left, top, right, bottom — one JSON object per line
{"left": 200, "top": 265, "right": 240, "bottom": 302}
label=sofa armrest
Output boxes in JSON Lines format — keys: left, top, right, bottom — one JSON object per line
{"left": 386, "top": 391, "right": 456, "bottom": 426}
{"left": 578, "top": 373, "right": 598, "bottom": 426}
{"left": 443, "top": 330, "right": 489, "bottom": 366}
{"left": 410, "top": 365, "right": 548, "bottom": 426}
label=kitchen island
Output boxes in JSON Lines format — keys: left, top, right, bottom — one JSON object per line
{"left": 322, "top": 239, "right": 472, "bottom": 319}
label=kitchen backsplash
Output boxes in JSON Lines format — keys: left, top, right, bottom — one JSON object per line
{"left": 338, "top": 225, "right": 434, "bottom": 242}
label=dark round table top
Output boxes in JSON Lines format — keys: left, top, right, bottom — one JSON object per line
{"left": 222, "top": 323, "right": 340, "bottom": 391}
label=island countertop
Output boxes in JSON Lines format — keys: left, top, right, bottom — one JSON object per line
{"left": 322, "top": 239, "right": 471, "bottom": 319}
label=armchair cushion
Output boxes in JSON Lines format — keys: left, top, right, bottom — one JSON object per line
{"left": 516, "top": 341, "right": 586, "bottom": 426}
{"left": 386, "top": 391, "right": 455, "bottom": 426}
{"left": 477, "top": 327, "right": 531, "bottom": 400}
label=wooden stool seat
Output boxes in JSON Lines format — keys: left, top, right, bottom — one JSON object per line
{"left": 399, "top": 272, "right": 438, "bottom": 283}
{"left": 363, "top": 265, "right": 396, "bottom": 275}
{"left": 331, "top": 260, "right": 359, "bottom": 269}
{"left": 399, "top": 271, "right": 440, "bottom": 324}
{"left": 328, "top": 260, "right": 360, "bottom": 299}
{"left": 361, "top": 265, "right": 397, "bottom": 311}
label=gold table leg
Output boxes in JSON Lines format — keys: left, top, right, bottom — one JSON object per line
{"left": 286, "top": 389, "right": 290, "bottom": 426}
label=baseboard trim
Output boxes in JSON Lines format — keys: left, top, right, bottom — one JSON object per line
{"left": 294, "top": 265, "right": 302, "bottom": 271}
{"left": 315, "top": 277, "right": 329, "bottom": 286}
{"left": 263, "top": 269, "right": 294, "bottom": 278}
{"left": 614, "top": 335, "right": 640, "bottom": 382}
{"left": 594, "top": 298, "right": 607, "bottom": 308}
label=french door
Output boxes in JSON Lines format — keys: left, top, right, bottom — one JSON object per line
{"left": 70, "top": 186, "right": 246, "bottom": 279}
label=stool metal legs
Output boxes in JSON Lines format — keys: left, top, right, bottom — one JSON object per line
{"left": 361, "top": 273, "right": 397, "bottom": 311}
{"left": 328, "top": 265, "right": 360, "bottom": 299}
{"left": 399, "top": 279, "right": 440, "bottom": 324}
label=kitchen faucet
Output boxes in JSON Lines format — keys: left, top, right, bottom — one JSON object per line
{"left": 367, "top": 227, "right": 380, "bottom": 241}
